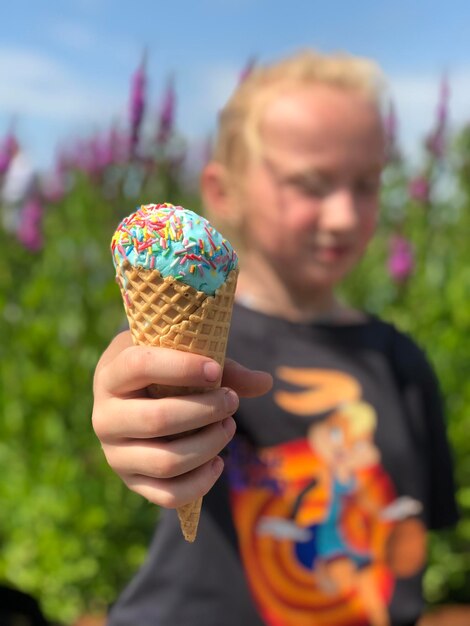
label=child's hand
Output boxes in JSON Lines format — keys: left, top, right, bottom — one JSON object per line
{"left": 92, "top": 331, "right": 272, "bottom": 508}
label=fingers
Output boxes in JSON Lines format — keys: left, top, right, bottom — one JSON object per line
{"left": 102, "top": 418, "right": 235, "bottom": 508}
{"left": 94, "top": 334, "right": 272, "bottom": 401}
{"left": 92, "top": 332, "right": 273, "bottom": 510}
{"left": 95, "top": 343, "right": 222, "bottom": 398}
{"left": 222, "top": 359, "right": 273, "bottom": 398}
{"left": 95, "top": 387, "right": 239, "bottom": 442}
{"left": 107, "top": 417, "right": 235, "bottom": 478}
{"left": 124, "top": 456, "right": 225, "bottom": 509}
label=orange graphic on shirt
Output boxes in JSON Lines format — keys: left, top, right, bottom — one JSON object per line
{"left": 275, "top": 368, "right": 361, "bottom": 415}
{"left": 228, "top": 368, "right": 426, "bottom": 626}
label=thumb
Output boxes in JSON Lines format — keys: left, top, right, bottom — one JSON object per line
{"left": 222, "top": 359, "right": 273, "bottom": 398}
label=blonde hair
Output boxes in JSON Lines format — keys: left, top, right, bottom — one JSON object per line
{"left": 213, "top": 49, "right": 385, "bottom": 174}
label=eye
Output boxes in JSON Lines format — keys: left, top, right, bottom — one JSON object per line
{"left": 354, "top": 177, "right": 381, "bottom": 196}
{"left": 288, "top": 175, "right": 330, "bottom": 199}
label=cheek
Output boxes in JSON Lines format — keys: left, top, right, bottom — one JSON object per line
{"left": 284, "top": 201, "right": 320, "bottom": 234}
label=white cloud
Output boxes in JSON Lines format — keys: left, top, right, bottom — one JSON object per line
{"left": 0, "top": 46, "right": 124, "bottom": 123}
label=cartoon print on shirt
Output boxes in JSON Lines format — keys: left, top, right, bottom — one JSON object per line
{"left": 227, "top": 368, "right": 427, "bottom": 626}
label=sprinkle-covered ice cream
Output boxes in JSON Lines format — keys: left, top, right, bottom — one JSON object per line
{"left": 111, "top": 203, "right": 238, "bottom": 295}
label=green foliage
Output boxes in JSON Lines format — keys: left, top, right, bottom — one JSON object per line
{"left": 0, "top": 122, "right": 469, "bottom": 622}
{"left": 0, "top": 162, "right": 200, "bottom": 622}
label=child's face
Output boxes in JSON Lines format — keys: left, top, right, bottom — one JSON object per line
{"left": 235, "top": 85, "right": 385, "bottom": 291}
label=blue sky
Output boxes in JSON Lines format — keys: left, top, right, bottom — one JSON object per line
{"left": 1, "top": 0, "right": 469, "bottom": 170}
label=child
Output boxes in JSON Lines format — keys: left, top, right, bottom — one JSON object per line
{"left": 92, "top": 50, "right": 458, "bottom": 626}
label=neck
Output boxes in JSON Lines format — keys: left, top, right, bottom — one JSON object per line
{"left": 236, "top": 263, "right": 342, "bottom": 324}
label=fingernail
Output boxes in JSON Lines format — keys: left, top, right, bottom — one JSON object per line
{"left": 211, "top": 456, "right": 224, "bottom": 477}
{"left": 224, "top": 388, "right": 239, "bottom": 413}
{"left": 203, "top": 361, "right": 221, "bottom": 382}
{"left": 222, "top": 416, "right": 236, "bottom": 438}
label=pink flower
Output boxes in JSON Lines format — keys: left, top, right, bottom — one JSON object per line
{"left": 17, "top": 197, "right": 44, "bottom": 251}
{"left": 388, "top": 236, "right": 414, "bottom": 282}
{"left": 156, "top": 76, "right": 176, "bottom": 145}
{"left": 129, "top": 53, "right": 147, "bottom": 157}
{"left": 408, "top": 175, "right": 430, "bottom": 203}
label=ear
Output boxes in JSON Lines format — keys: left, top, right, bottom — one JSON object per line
{"left": 200, "top": 161, "right": 238, "bottom": 223}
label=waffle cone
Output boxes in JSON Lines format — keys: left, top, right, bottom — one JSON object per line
{"left": 116, "top": 260, "right": 238, "bottom": 541}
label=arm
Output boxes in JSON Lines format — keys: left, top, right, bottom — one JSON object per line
{"left": 92, "top": 330, "right": 273, "bottom": 509}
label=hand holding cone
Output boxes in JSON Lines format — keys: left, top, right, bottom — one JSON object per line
{"left": 111, "top": 203, "right": 239, "bottom": 541}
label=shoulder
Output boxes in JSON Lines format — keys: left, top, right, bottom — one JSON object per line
{"left": 376, "top": 317, "right": 439, "bottom": 388}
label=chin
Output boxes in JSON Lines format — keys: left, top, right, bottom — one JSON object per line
{"left": 299, "top": 265, "right": 351, "bottom": 290}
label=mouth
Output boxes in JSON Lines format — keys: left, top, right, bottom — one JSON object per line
{"left": 312, "top": 243, "right": 352, "bottom": 263}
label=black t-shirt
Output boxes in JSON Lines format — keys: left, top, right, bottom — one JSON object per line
{"left": 108, "top": 304, "right": 458, "bottom": 626}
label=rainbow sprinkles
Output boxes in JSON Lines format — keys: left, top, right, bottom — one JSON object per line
{"left": 111, "top": 203, "right": 238, "bottom": 295}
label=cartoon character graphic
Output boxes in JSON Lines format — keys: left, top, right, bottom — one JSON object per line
{"left": 257, "top": 402, "right": 423, "bottom": 626}
{"left": 228, "top": 369, "right": 427, "bottom": 626}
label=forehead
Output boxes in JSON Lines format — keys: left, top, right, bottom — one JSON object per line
{"left": 258, "top": 85, "right": 385, "bottom": 169}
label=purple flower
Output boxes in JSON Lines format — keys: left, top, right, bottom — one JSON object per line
{"left": 156, "top": 76, "right": 176, "bottom": 145}
{"left": 70, "top": 134, "right": 111, "bottom": 178}
{"left": 425, "top": 74, "right": 449, "bottom": 159}
{"left": 408, "top": 175, "right": 430, "bottom": 203}
{"left": 129, "top": 53, "right": 147, "bottom": 157}
{"left": 239, "top": 56, "right": 256, "bottom": 83}
{"left": 384, "top": 100, "right": 400, "bottom": 161}
{"left": 41, "top": 170, "right": 65, "bottom": 203}
{"left": 93, "top": 132, "right": 114, "bottom": 170}
{"left": 73, "top": 138, "right": 97, "bottom": 176}
{"left": 108, "top": 125, "right": 129, "bottom": 164}
{"left": 437, "top": 74, "right": 450, "bottom": 127}
{"left": 54, "top": 144, "right": 77, "bottom": 175}
{"left": 425, "top": 132, "right": 445, "bottom": 159}
{"left": 17, "top": 197, "right": 44, "bottom": 251}
{"left": 384, "top": 100, "right": 397, "bottom": 144}
{"left": 0, "top": 132, "right": 19, "bottom": 174}
{"left": 388, "top": 235, "right": 414, "bottom": 283}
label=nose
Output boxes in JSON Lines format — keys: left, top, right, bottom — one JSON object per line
{"left": 320, "top": 188, "right": 358, "bottom": 232}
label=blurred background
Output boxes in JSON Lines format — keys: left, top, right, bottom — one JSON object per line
{"left": 0, "top": 1, "right": 469, "bottom": 624}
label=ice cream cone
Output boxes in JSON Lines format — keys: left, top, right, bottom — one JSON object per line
{"left": 116, "top": 261, "right": 238, "bottom": 395}
{"left": 112, "top": 204, "right": 238, "bottom": 542}
{"left": 116, "top": 261, "right": 238, "bottom": 541}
